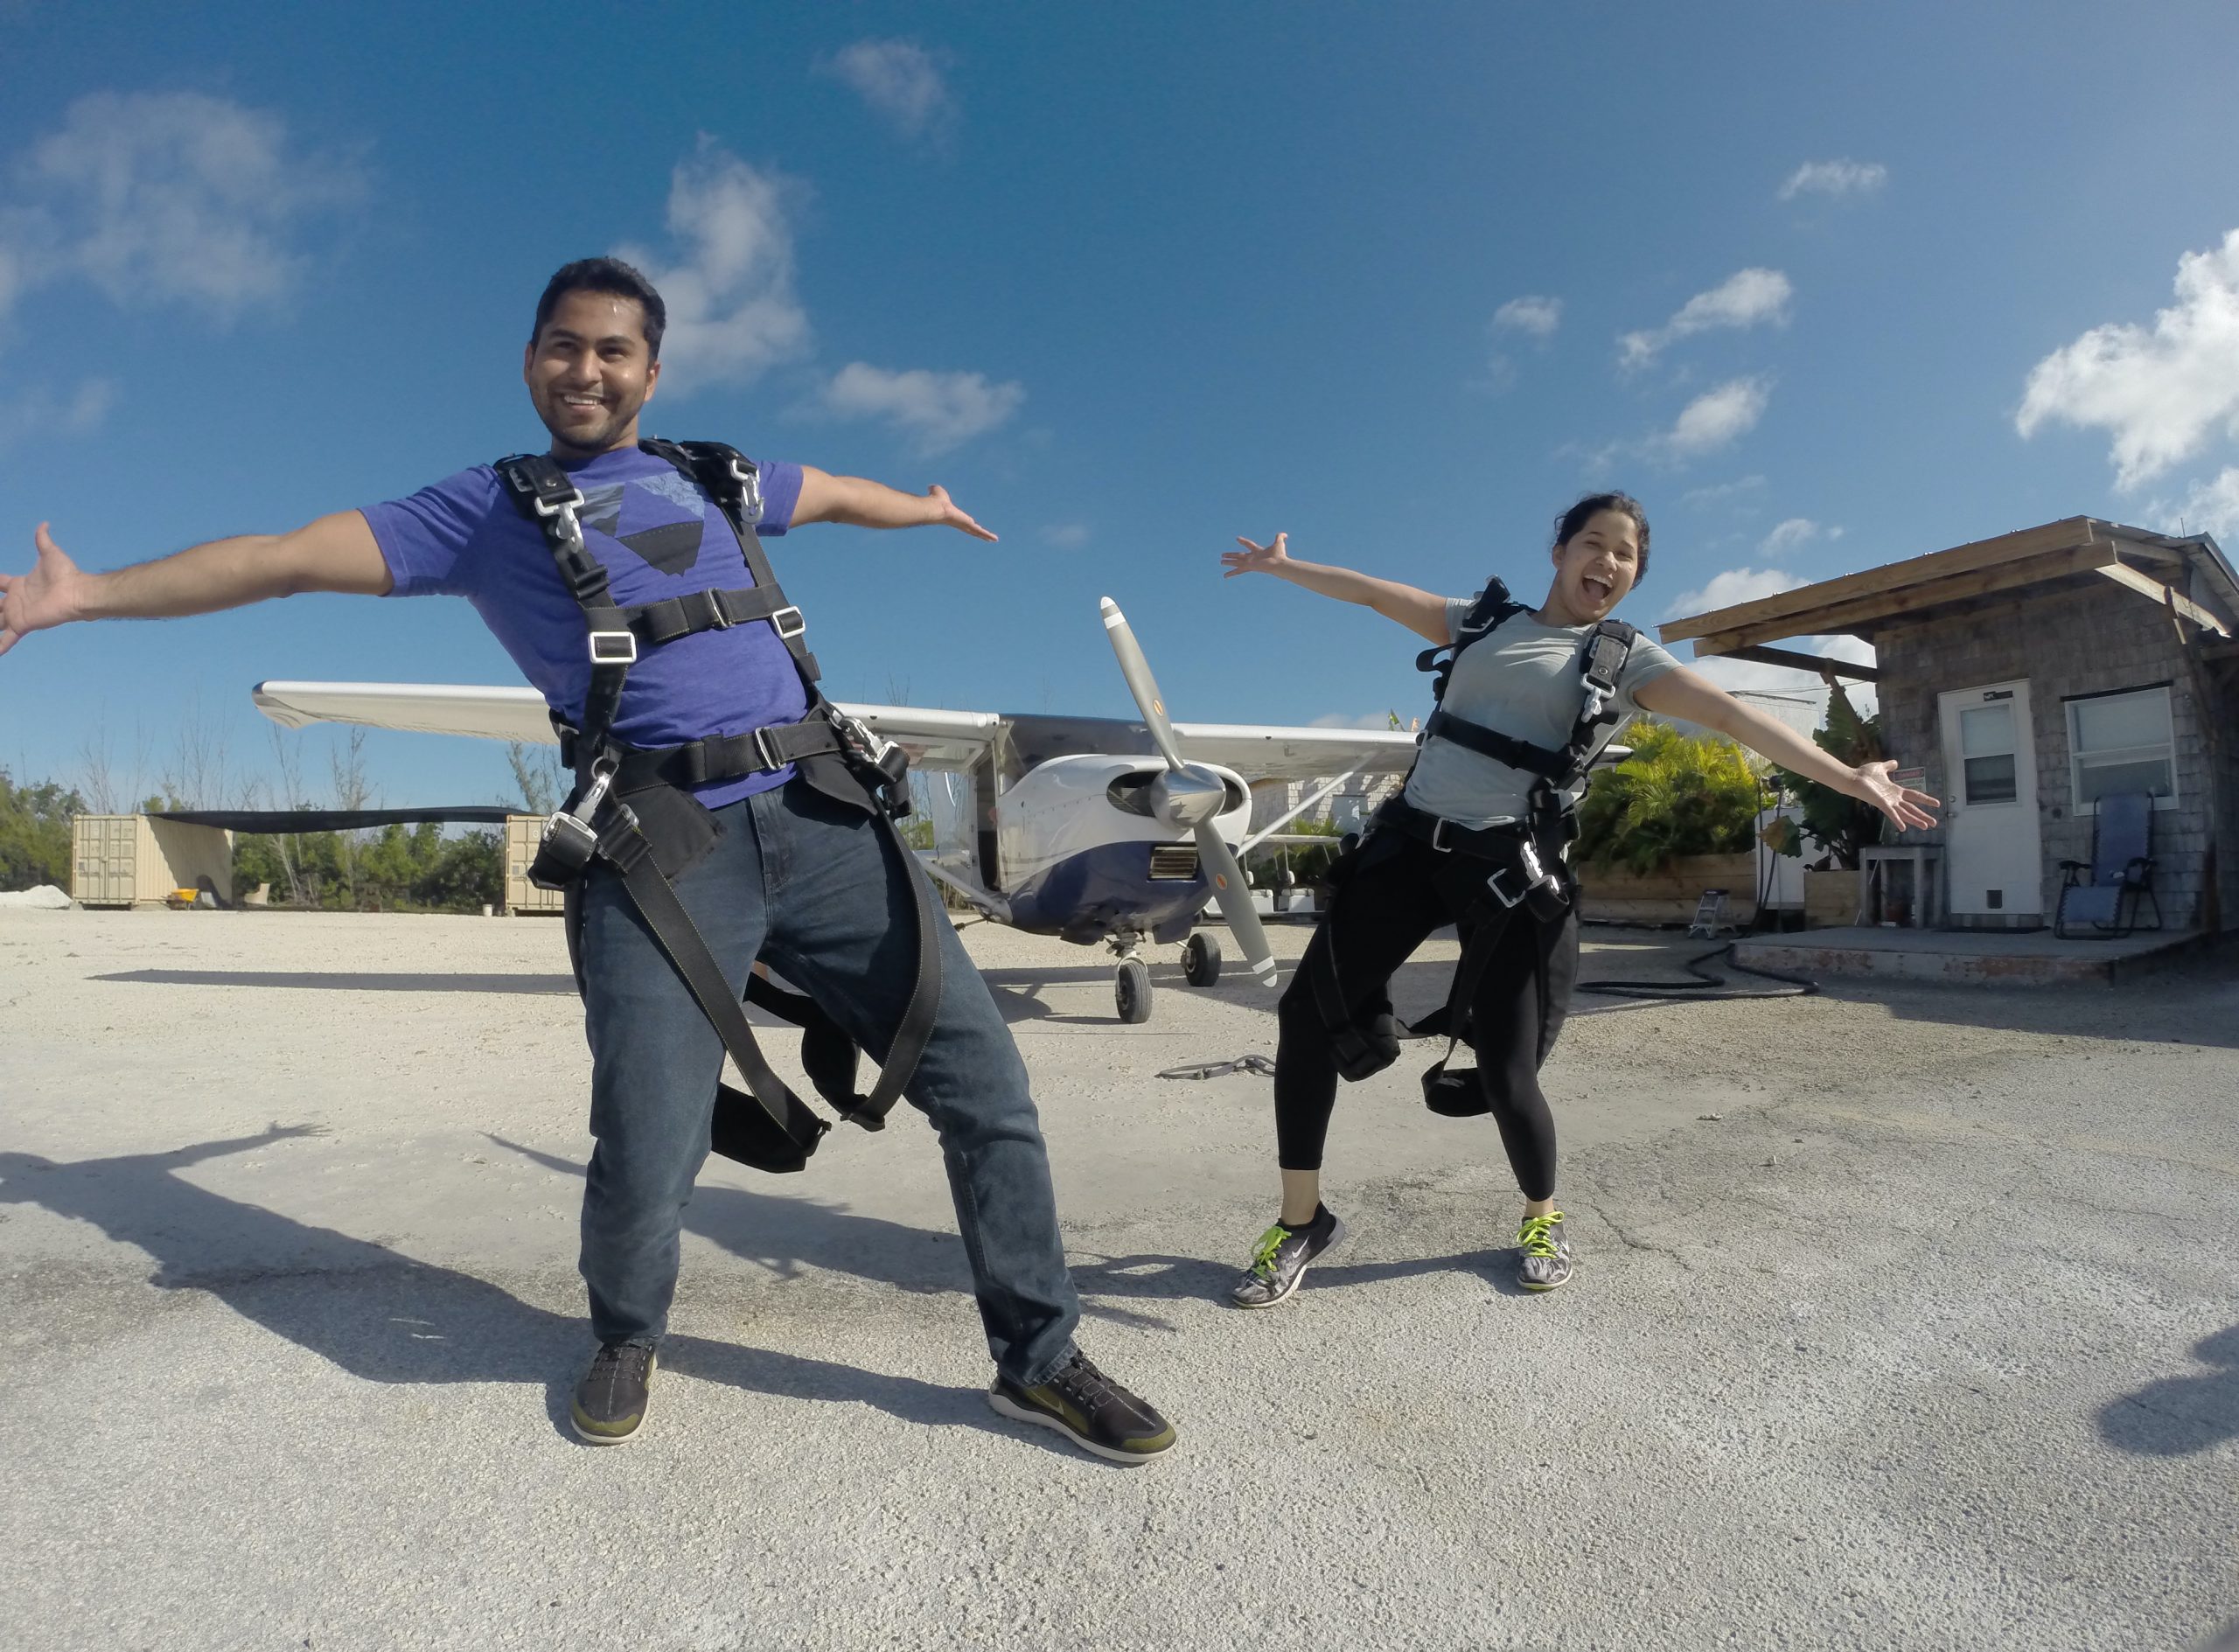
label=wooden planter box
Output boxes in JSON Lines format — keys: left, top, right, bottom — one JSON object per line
{"left": 1573, "top": 852, "right": 1758, "bottom": 927}
{"left": 1802, "top": 868, "right": 1857, "bottom": 928}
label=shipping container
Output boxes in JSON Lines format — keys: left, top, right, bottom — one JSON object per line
{"left": 505, "top": 815, "right": 566, "bottom": 915}
{"left": 70, "top": 816, "right": 234, "bottom": 909}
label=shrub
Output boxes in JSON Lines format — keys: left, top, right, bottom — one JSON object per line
{"left": 1573, "top": 721, "right": 1765, "bottom": 875}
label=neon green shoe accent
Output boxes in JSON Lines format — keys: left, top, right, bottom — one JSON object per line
{"left": 1248, "top": 1223, "right": 1292, "bottom": 1278}
{"left": 1517, "top": 1212, "right": 1566, "bottom": 1258}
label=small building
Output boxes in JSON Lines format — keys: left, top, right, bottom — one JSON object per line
{"left": 71, "top": 815, "right": 235, "bottom": 909}
{"left": 1660, "top": 517, "right": 2239, "bottom": 933}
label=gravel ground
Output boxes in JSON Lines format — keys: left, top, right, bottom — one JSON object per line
{"left": 2, "top": 906, "right": 2234, "bottom": 1651}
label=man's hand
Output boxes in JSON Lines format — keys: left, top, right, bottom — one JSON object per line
{"left": 924, "top": 484, "right": 996, "bottom": 542}
{"left": 794, "top": 467, "right": 998, "bottom": 540}
{"left": 0, "top": 523, "right": 87, "bottom": 659}
{"left": 1223, "top": 533, "right": 1294, "bottom": 578}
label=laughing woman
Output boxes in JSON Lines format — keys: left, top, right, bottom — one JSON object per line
{"left": 1220, "top": 492, "right": 1936, "bottom": 1305}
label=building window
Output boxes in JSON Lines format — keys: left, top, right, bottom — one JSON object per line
{"left": 2066, "top": 686, "right": 2177, "bottom": 813}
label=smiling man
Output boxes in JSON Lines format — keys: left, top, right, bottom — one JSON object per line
{"left": 0, "top": 257, "right": 1177, "bottom": 1465}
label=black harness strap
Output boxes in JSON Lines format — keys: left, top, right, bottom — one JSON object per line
{"left": 495, "top": 439, "right": 942, "bottom": 1152}
{"left": 596, "top": 809, "right": 829, "bottom": 1167}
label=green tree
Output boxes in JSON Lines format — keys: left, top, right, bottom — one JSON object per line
{"left": 1768, "top": 681, "right": 1884, "bottom": 869}
{"left": 0, "top": 770, "right": 87, "bottom": 890}
{"left": 1572, "top": 721, "right": 1766, "bottom": 875}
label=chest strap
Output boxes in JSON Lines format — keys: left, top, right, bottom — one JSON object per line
{"left": 557, "top": 716, "right": 847, "bottom": 791}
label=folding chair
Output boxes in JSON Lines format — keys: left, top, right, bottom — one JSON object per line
{"left": 2054, "top": 791, "right": 2163, "bottom": 939}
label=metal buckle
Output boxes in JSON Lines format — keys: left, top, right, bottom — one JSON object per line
{"left": 532, "top": 485, "right": 585, "bottom": 519}
{"left": 771, "top": 605, "right": 806, "bottom": 640}
{"left": 727, "top": 457, "right": 763, "bottom": 519}
{"left": 1485, "top": 865, "right": 1526, "bottom": 909}
{"left": 588, "top": 630, "right": 638, "bottom": 665}
{"left": 1429, "top": 817, "right": 1456, "bottom": 853}
{"left": 752, "top": 725, "right": 783, "bottom": 771}
{"left": 705, "top": 591, "right": 733, "bottom": 631}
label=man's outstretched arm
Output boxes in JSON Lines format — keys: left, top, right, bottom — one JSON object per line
{"left": 0, "top": 512, "right": 393, "bottom": 658}
{"left": 792, "top": 467, "right": 997, "bottom": 541}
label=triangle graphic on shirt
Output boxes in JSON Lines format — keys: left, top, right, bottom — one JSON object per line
{"left": 618, "top": 521, "right": 704, "bottom": 575}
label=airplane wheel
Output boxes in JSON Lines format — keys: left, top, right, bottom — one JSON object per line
{"left": 1182, "top": 931, "right": 1222, "bottom": 987}
{"left": 1115, "top": 958, "right": 1153, "bottom": 1024}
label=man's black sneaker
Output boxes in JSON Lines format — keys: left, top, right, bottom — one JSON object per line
{"left": 1229, "top": 1205, "right": 1347, "bottom": 1308}
{"left": 987, "top": 1350, "right": 1176, "bottom": 1465}
{"left": 571, "top": 1340, "right": 657, "bottom": 1445}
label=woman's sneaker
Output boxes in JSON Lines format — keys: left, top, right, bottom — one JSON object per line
{"left": 1517, "top": 1211, "right": 1573, "bottom": 1292}
{"left": 988, "top": 1350, "right": 1176, "bottom": 1465}
{"left": 571, "top": 1340, "right": 657, "bottom": 1444}
{"left": 1229, "top": 1205, "right": 1347, "bottom": 1309}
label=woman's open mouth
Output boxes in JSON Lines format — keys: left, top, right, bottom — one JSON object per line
{"left": 1581, "top": 576, "right": 1612, "bottom": 602}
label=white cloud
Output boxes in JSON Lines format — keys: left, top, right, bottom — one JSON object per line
{"left": 1041, "top": 523, "right": 1090, "bottom": 548}
{"left": 1661, "top": 376, "right": 1771, "bottom": 457}
{"left": 1757, "top": 517, "right": 1840, "bottom": 556}
{"left": 0, "top": 375, "right": 115, "bottom": 447}
{"left": 1681, "top": 474, "right": 1768, "bottom": 505}
{"left": 1664, "top": 566, "right": 1807, "bottom": 622}
{"left": 820, "top": 362, "right": 1024, "bottom": 455}
{"left": 16, "top": 91, "right": 361, "bottom": 321}
{"left": 2160, "top": 467, "right": 2239, "bottom": 541}
{"left": 1777, "top": 159, "right": 1888, "bottom": 202}
{"left": 1492, "top": 295, "right": 1562, "bottom": 337}
{"left": 2015, "top": 228, "right": 2239, "bottom": 490}
{"left": 617, "top": 143, "right": 811, "bottom": 391}
{"left": 822, "top": 38, "right": 956, "bottom": 143}
{"left": 1620, "top": 268, "right": 1792, "bottom": 368}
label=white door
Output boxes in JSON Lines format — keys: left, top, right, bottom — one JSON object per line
{"left": 1938, "top": 680, "right": 2042, "bottom": 916}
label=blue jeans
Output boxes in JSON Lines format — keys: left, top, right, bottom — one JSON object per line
{"left": 574, "top": 777, "right": 1081, "bottom": 1386}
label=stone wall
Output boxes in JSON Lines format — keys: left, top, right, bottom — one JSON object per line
{"left": 1875, "top": 580, "right": 2225, "bottom": 931}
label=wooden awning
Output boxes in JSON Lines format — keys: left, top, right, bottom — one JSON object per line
{"left": 1660, "top": 518, "right": 2235, "bottom": 675}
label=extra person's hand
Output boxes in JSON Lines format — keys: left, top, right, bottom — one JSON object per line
{"left": 0, "top": 523, "right": 86, "bottom": 659}
{"left": 1852, "top": 759, "right": 1940, "bottom": 833}
{"left": 927, "top": 485, "right": 996, "bottom": 543}
{"left": 1223, "top": 533, "right": 1293, "bottom": 578}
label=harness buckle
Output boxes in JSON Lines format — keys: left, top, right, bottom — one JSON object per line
{"left": 589, "top": 630, "right": 638, "bottom": 666}
{"left": 1429, "top": 817, "right": 1456, "bottom": 853}
{"left": 752, "top": 725, "right": 784, "bottom": 772}
{"left": 725, "top": 457, "right": 764, "bottom": 521}
{"left": 1485, "top": 864, "right": 1527, "bottom": 909}
{"left": 770, "top": 605, "right": 806, "bottom": 640}
{"left": 706, "top": 591, "right": 733, "bottom": 631}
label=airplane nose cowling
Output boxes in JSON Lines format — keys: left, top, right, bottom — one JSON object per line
{"left": 1147, "top": 766, "right": 1227, "bottom": 827}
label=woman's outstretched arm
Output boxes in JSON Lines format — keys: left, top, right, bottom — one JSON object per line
{"left": 1634, "top": 665, "right": 1940, "bottom": 834}
{"left": 1223, "top": 532, "right": 1451, "bottom": 645}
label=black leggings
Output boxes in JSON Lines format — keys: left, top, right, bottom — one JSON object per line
{"left": 1273, "top": 833, "right": 1578, "bottom": 1200}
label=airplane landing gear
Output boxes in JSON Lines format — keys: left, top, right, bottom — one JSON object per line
{"left": 1109, "top": 930, "right": 1153, "bottom": 1023}
{"left": 1182, "top": 931, "right": 1222, "bottom": 986}
{"left": 1115, "top": 958, "right": 1152, "bottom": 1023}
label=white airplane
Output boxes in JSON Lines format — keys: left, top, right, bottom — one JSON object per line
{"left": 249, "top": 599, "right": 1420, "bottom": 1023}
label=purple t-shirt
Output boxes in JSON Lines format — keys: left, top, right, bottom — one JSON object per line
{"left": 364, "top": 445, "right": 808, "bottom": 807}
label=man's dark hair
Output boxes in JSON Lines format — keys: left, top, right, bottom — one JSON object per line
{"left": 1552, "top": 491, "right": 1650, "bottom": 584}
{"left": 532, "top": 257, "right": 668, "bottom": 359}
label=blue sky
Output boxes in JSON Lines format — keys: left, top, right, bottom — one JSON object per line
{"left": 5, "top": 1, "right": 2238, "bottom": 810}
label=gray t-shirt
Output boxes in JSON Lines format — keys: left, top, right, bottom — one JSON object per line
{"left": 1402, "top": 596, "right": 1681, "bottom": 828}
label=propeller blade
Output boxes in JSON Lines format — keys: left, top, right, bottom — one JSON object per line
{"left": 1099, "top": 597, "right": 1188, "bottom": 772}
{"left": 1195, "top": 822, "right": 1279, "bottom": 987}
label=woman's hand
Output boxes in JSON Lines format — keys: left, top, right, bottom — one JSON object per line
{"left": 1852, "top": 759, "right": 1940, "bottom": 833}
{"left": 1223, "top": 533, "right": 1293, "bottom": 578}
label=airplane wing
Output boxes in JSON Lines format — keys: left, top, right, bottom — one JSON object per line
{"left": 251, "top": 681, "right": 1006, "bottom": 771}
{"left": 250, "top": 684, "right": 1420, "bottom": 782}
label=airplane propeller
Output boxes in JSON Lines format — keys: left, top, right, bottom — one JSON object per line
{"left": 1099, "top": 597, "right": 1280, "bottom": 988}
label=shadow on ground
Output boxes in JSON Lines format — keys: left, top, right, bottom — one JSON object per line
{"left": 2098, "top": 1325, "right": 2239, "bottom": 1457}
{"left": 0, "top": 1129, "right": 1019, "bottom": 1447}
{"left": 94, "top": 969, "right": 577, "bottom": 995}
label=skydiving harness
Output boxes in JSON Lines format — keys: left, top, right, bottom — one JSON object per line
{"left": 1302, "top": 577, "right": 1636, "bottom": 1112}
{"left": 495, "top": 438, "right": 943, "bottom": 1175}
